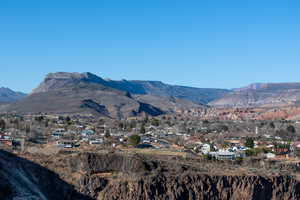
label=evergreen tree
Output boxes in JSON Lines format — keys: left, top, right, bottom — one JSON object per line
{"left": 245, "top": 137, "right": 254, "bottom": 149}
{"left": 0, "top": 119, "right": 5, "bottom": 130}
{"left": 140, "top": 125, "right": 146, "bottom": 134}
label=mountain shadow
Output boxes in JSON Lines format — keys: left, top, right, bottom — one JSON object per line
{"left": 0, "top": 150, "right": 93, "bottom": 200}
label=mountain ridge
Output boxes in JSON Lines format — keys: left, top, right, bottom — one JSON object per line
{"left": 0, "top": 87, "right": 27, "bottom": 103}
{"left": 5, "top": 72, "right": 300, "bottom": 114}
{"left": 32, "top": 72, "right": 230, "bottom": 105}
{"left": 5, "top": 72, "right": 206, "bottom": 118}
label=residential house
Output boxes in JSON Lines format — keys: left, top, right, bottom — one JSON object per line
{"left": 209, "top": 151, "right": 237, "bottom": 160}
{"left": 81, "top": 129, "right": 95, "bottom": 137}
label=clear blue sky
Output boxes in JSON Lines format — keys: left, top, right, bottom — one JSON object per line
{"left": 1, "top": 0, "right": 300, "bottom": 93}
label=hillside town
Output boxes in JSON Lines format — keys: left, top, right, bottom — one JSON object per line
{"left": 1, "top": 113, "right": 300, "bottom": 163}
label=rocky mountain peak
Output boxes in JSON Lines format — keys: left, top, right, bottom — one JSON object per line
{"left": 45, "top": 72, "right": 83, "bottom": 79}
{"left": 32, "top": 72, "right": 107, "bottom": 94}
{"left": 44, "top": 72, "right": 105, "bottom": 83}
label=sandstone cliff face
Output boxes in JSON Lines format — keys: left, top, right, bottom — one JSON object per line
{"left": 99, "top": 175, "right": 300, "bottom": 200}
{"left": 66, "top": 153, "right": 300, "bottom": 200}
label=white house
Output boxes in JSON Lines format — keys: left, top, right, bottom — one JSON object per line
{"left": 265, "top": 153, "right": 276, "bottom": 159}
{"left": 89, "top": 139, "right": 103, "bottom": 145}
{"left": 201, "top": 144, "right": 211, "bottom": 154}
{"left": 81, "top": 130, "right": 95, "bottom": 137}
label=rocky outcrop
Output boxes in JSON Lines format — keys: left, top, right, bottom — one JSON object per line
{"left": 65, "top": 153, "right": 300, "bottom": 200}
{"left": 69, "top": 153, "right": 159, "bottom": 175}
{"left": 100, "top": 175, "right": 300, "bottom": 200}
{"left": 31, "top": 72, "right": 109, "bottom": 94}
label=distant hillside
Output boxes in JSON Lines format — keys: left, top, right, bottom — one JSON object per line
{"left": 7, "top": 72, "right": 206, "bottom": 118}
{"left": 5, "top": 73, "right": 300, "bottom": 113}
{"left": 210, "top": 82, "right": 300, "bottom": 107}
{"left": 0, "top": 87, "right": 26, "bottom": 103}
{"left": 134, "top": 94, "right": 204, "bottom": 113}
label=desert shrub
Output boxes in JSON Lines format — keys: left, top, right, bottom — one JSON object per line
{"left": 287, "top": 125, "right": 296, "bottom": 133}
